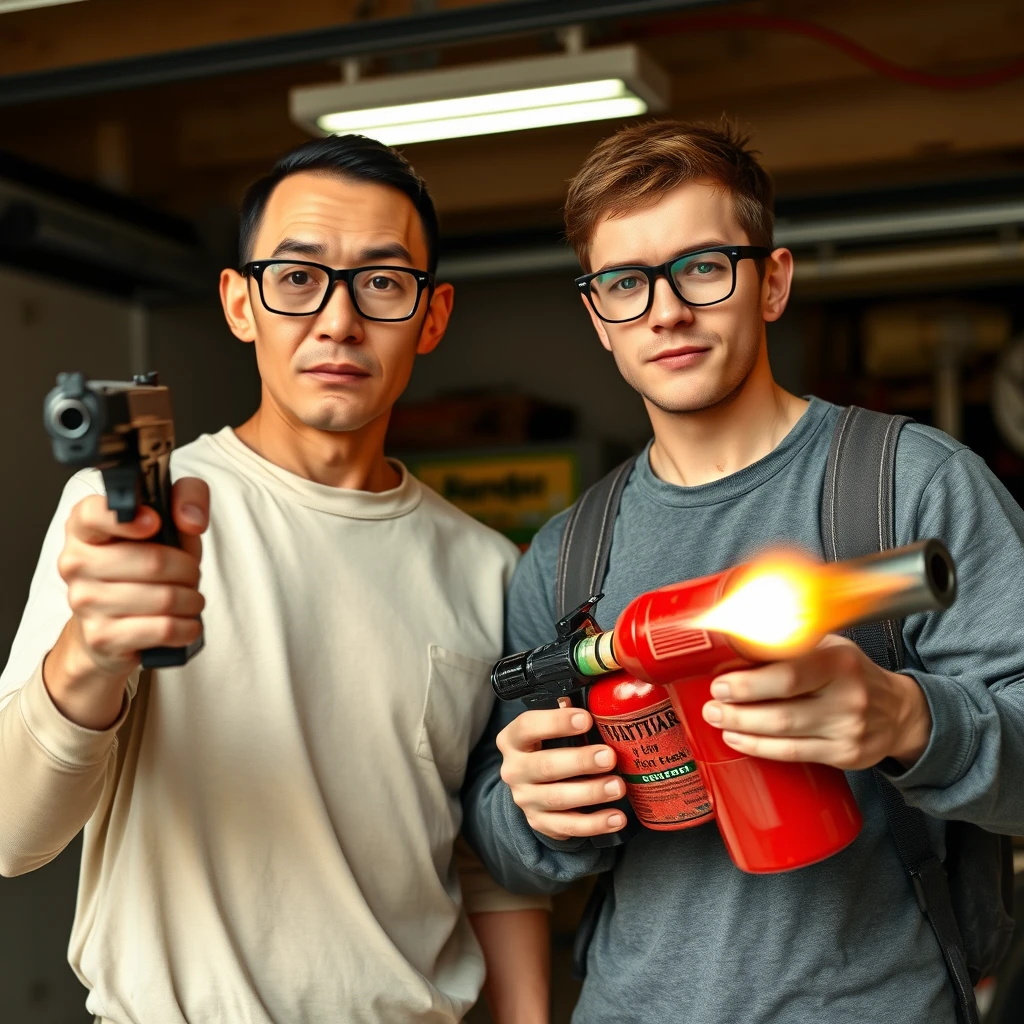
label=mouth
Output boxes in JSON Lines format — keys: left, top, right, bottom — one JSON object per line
{"left": 302, "top": 363, "right": 372, "bottom": 382}
{"left": 651, "top": 345, "right": 712, "bottom": 366}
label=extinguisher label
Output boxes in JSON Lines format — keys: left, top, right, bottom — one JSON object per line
{"left": 593, "top": 699, "right": 714, "bottom": 829}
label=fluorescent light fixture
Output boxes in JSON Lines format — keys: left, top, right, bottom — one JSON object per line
{"left": 0, "top": 0, "right": 89, "bottom": 11}
{"left": 291, "top": 45, "right": 669, "bottom": 146}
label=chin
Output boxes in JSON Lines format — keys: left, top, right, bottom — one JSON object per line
{"left": 299, "top": 406, "right": 374, "bottom": 433}
{"left": 632, "top": 375, "right": 732, "bottom": 415}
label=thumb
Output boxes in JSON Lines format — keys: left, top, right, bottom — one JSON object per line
{"left": 171, "top": 477, "right": 210, "bottom": 537}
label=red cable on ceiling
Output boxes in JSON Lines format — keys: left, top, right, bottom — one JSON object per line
{"left": 630, "top": 12, "right": 1024, "bottom": 91}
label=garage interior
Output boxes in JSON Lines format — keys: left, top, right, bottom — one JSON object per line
{"left": 1, "top": 0, "right": 1023, "bottom": 1021}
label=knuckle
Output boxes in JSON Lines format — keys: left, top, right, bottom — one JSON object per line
{"left": 81, "top": 619, "right": 110, "bottom": 653}
{"left": 541, "top": 787, "right": 565, "bottom": 812}
{"left": 155, "top": 618, "right": 178, "bottom": 645}
{"left": 848, "top": 714, "right": 869, "bottom": 742}
{"left": 66, "top": 580, "right": 91, "bottom": 613}
{"left": 780, "top": 667, "right": 800, "bottom": 696}
{"left": 729, "top": 678, "right": 750, "bottom": 701}
{"left": 784, "top": 739, "right": 801, "bottom": 761}
{"left": 142, "top": 548, "right": 167, "bottom": 579}
{"left": 837, "top": 646, "right": 860, "bottom": 676}
{"left": 849, "top": 686, "right": 870, "bottom": 713}
{"left": 57, "top": 548, "right": 84, "bottom": 581}
{"left": 538, "top": 756, "right": 560, "bottom": 783}
{"left": 155, "top": 587, "right": 177, "bottom": 615}
{"left": 838, "top": 742, "right": 860, "bottom": 768}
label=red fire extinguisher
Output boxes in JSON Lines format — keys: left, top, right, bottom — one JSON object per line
{"left": 587, "top": 672, "right": 713, "bottom": 832}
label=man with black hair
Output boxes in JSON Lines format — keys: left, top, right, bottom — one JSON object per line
{"left": 0, "top": 135, "right": 550, "bottom": 1024}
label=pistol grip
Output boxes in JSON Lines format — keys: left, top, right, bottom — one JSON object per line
{"left": 141, "top": 634, "right": 205, "bottom": 669}
{"left": 102, "top": 462, "right": 203, "bottom": 668}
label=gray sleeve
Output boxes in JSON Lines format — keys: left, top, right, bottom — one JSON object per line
{"left": 884, "top": 443, "right": 1024, "bottom": 835}
{"left": 460, "top": 513, "right": 616, "bottom": 891}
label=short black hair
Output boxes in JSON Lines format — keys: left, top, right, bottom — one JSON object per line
{"left": 238, "top": 134, "right": 440, "bottom": 273}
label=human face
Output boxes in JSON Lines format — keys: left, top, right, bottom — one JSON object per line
{"left": 583, "top": 181, "right": 791, "bottom": 415}
{"left": 220, "top": 172, "right": 452, "bottom": 434}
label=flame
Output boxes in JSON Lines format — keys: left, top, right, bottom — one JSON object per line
{"left": 692, "top": 549, "right": 915, "bottom": 658}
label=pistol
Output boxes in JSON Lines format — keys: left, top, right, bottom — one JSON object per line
{"left": 43, "top": 371, "right": 204, "bottom": 669}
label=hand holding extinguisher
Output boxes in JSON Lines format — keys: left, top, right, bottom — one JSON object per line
{"left": 493, "top": 539, "right": 956, "bottom": 873}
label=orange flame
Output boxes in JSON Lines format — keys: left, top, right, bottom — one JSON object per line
{"left": 691, "top": 549, "right": 915, "bottom": 659}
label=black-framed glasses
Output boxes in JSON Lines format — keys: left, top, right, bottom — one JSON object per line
{"left": 243, "top": 260, "right": 435, "bottom": 322}
{"left": 576, "top": 245, "right": 772, "bottom": 324}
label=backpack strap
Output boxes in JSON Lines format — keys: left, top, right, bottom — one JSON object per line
{"left": 822, "top": 406, "right": 979, "bottom": 1024}
{"left": 555, "top": 456, "right": 637, "bottom": 619}
{"left": 554, "top": 456, "right": 637, "bottom": 982}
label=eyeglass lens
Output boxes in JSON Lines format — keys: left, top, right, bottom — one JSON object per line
{"left": 588, "top": 250, "right": 736, "bottom": 322}
{"left": 260, "top": 263, "right": 421, "bottom": 319}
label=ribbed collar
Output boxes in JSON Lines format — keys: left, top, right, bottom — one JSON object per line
{"left": 633, "top": 397, "right": 835, "bottom": 508}
{"left": 206, "top": 427, "right": 423, "bottom": 520}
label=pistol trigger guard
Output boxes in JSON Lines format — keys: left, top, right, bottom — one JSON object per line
{"left": 101, "top": 465, "right": 141, "bottom": 524}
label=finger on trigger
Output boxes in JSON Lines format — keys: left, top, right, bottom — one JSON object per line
{"left": 69, "top": 495, "right": 159, "bottom": 545}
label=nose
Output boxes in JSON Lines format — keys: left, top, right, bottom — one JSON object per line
{"left": 313, "top": 279, "right": 364, "bottom": 343}
{"left": 648, "top": 275, "right": 695, "bottom": 331}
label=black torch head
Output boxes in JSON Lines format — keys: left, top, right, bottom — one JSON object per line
{"left": 491, "top": 651, "right": 533, "bottom": 701}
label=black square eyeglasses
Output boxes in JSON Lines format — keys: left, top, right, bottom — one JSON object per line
{"left": 576, "top": 245, "right": 772, "bottom": 324}
{"left": 243, "top": 260, "right": 435, "bottom": 322}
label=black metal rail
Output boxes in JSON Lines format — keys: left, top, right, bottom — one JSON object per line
{"left": 0, "top": 0, "right": 732, "bottom": 106}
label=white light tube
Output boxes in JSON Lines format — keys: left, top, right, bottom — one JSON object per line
{"left": 317, "top": 80, "right": 647, "bottom": 145}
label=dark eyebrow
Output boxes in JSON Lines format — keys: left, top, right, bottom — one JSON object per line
{"left": 358, "top": 243, "right": 415, "bottom": 265}
{"left": 593, "top": 239, "right": 731, "bottom": 275}
{"left": 270, "top": 238, "right": 328, "bottom": 260}
{"left": 265, "top": 239, "right": 417, "bottom": 266}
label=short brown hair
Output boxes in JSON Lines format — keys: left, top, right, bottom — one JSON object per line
{"left": 564, "top": 119, "right": 774, "bottom": 271}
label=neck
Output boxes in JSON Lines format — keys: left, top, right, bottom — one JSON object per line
{"left": 234, "top": 389, "right": 400, "bottom": 492}
{"left": 646, "top": 343, "right": 808, "bottom": 488}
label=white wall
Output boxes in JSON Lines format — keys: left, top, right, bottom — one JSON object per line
{"left": 0, "top": 272, "right": 256, "bottom": 1024}
{"left": 0, "top": 266, "right": 131, "bottom": 1023}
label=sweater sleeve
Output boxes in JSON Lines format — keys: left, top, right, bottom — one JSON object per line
{"left": 883, "top": 445, "right": 1024, "bottom": 834}
{"left": 454, "top": 834, "right": 551, "bottom": 914}
{"left": 0, "top": 472, "right": 130, "bottom": 877}
{"left": 461, "top": 514, "right": 617, "bottom": 893}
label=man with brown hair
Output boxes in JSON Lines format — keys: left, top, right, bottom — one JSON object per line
{"left": 462, "top": 120, "right": 1024, "bottom": 1023}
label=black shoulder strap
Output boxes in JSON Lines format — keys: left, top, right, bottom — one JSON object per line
{"left": 555, "top": 456, "right": 637, "bottom": 619}
{"left": 554, "top": 456, "right": 637, "bottom": 982}
{"left": 822, "top": 406, "right": 979, "bottom": 1024}
{"left": 821, "top": 405, "right": 908, "bottom": 671}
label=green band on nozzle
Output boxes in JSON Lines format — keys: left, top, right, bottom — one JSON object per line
{"left": 574, "top": 630, "right": 620, "bottom": 676}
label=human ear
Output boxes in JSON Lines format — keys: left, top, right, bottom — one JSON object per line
{"left": 581, "top": 293, "right": 614, "bottom": 353}
{"left": 761, "top": 248, "right": 794, "bottom": 324}
{"left": 416, "top": 282, "right": 454, "bottom": 355}
{"left": 220, "top": 268, "right": 257, "bottom": 344}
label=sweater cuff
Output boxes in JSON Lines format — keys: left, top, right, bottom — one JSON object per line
{"left": 881, "top": 670, "right": 978, "bottom": 791}
{"left": 19, "top": 660, "right": 129, "bottom": 768}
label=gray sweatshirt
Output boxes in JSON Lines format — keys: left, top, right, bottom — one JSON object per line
{"left": 462, "top": 397, "right": 1024, "bottom": 1024}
